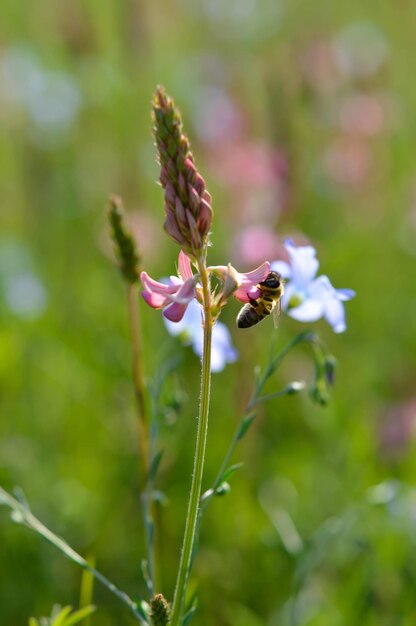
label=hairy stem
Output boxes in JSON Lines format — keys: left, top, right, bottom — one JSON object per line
{"left": 170, "top": 259, "right": 212, "bottom": 626}
{"left": 128, "top": 284, "right": 150, "bottom": 479}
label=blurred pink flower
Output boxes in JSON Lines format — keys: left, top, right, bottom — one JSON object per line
{"left": 323, "top": 136, "right": 371, "bottom": 187}
{"left": 232, "top": 225, "right": 282, "bottom": 266}
{"left": 379, "top": 398, "right": 416, "bottom": 459}
{"left": 338, "top": 92, "right": 400, "bottom": 137}
{"left": 208, "top": 140, "right": 286, "bottom": 190}
{"left": 129, "top": 211, "right": 164, "bottom": 262}
{"left": 193, "top": 85, "right": 246, "bottom": 145}
{"left": 300, "top": 40, "right": 341, "bottom": 94}
{"left": 208, "top": 139, "right": 289, "bottom": 223}
{"left": 339, "top": 94, "right": 385, "bottom": 136}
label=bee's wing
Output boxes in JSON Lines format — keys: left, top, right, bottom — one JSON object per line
{"left": 272, "top": 298, "right": 281, "bottom": 329}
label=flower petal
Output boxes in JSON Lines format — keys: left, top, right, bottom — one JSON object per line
{"left": 270, "top": 260, "right": 291, "bottom": 279}
{"left": 163, "top": 299, "right": 202, "bottom": 337}
{"left": 233, "top": 285, "right": 261, "bottom": 303}
{"left": 288, "top": 298, "right": 325, "bottom": 323}
{"left": 336, "top": 288, "right": 356, "bottom": 301}
{"left": 162, "top": 301, "right": 189, "bottom": 322}
{"left": 239, "top": 261, "right": 270, "bottom": 287}
{"left": 324, "top": 298, "right": 347, "bottom": 333}
{"left": 178, "top": 250, "right": 194, "bottom": 282}
{"left": 280, "top": 282, "right": 296, "bottom": 310}
{"left": 307, "top": 275, "right": 335, "bottom": 300}
{"left": 164, "top": 276, "right": 197, "bottom": 304}
{"left": 285, "top": 240, "right": 319, "bottom": 287}
{"left": 232, "top": 261, "right": 270, "bottom": 302}
{"left": 142, "top": 290, "right": 169, "bottom": 309}
{"left": 140, "top": 271, "right": 178, "bottom": 295}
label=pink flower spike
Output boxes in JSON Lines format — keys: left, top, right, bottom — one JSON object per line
{"left": 141, "top": 254, "right": 198, "bottom": 320}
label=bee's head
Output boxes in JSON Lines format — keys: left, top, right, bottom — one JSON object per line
{"left": 260, "top": 271, "right": 281, "bottom": 289}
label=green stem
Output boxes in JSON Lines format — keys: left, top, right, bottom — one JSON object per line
{"left": 128, "top": 285, "right": 157, "bottom": 594}
{"left": 170, "top": 259, "right": 212, "bottom": 626}
{"left": 198, "top": 331, "right": 316, "bottom": 520}
{"left": 0, "top": 488, "right": 147, "bottom": 624}
{"left": 128, "top": 284, "right": 150, "bottom": 482}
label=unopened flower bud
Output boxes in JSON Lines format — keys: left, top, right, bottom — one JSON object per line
{"left": 152, "top": 86, "right": 213, "bottom": 258}
{"left": 107, "top": 194, "right": 141, "bottom": 284}
{"left": 324, "top": 355, "right": 337, "bottom": 386}
{"left": 150, "top": 593, "right": 170, "bottom": 626}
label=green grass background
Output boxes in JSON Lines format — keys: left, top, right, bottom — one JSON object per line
{"left": 1, "top": 1, "right": 416, "bottom": 624}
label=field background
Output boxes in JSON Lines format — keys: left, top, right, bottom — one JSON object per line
{"left": 1, "top": 1, "right": 416, "bottom": 624}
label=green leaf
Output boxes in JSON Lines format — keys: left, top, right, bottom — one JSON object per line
{"left": 182, "top": 605, "right": 197, "bottom": 626}
{"left": 50, "top": 606, "right": 73, "bottom": 626}
{"left": 28, "top": 618, "right": 40, "bottom": 626}
{"left": 149, "top": 450, "right": 164, "bottom": 483}
{"left": 64, "top": 606, "right": 96, "bottom": 626}
{"left": 220, "top": 463, "right": 244, "bottom": 483}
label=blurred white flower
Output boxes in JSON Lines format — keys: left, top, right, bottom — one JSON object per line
{"left": 0, "top": 46, "right": 81, "bottom": 137}
{"left": 334, "top": 22, "right": 389, "bottom": 79}
{"left": 5, "top": 272, "right": 47, "bottom": 319}
{"left": 163, "top": 299, "right": 238, "bottom": 372}
{"left": 271, "top": 240, "right": 355, "bottom": 333}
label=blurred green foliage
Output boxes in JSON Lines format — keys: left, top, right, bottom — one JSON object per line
{"left": 1, "top": 0, "right": 416, "bottom": 625}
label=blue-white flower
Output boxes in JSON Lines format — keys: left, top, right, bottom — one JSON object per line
{"left": 271, "top": 240, "right": 355, "bottom": 333}
{"left": 163, "top": 298, "right": 238, "bottom": 372}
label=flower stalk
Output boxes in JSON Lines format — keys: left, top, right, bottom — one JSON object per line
{"left": 108, "top": 195, "right": 156, "bottom": 592}
{"left": 127, "top": 283, "right": 150, "bottom": 481}
{"left": 169, "top": 258, "right": 213, "bottom": 626}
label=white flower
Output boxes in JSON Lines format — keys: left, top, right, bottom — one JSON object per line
{"left": 271, "top": 240, "right": 355, "bottom": 333}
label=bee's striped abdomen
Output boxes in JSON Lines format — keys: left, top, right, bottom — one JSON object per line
{"left": 236, "top": 301, "right": 270, "bottom": 328}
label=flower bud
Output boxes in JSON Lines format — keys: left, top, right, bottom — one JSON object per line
{"left": 152, "top": 86, "right": 213, "bottom": 259}
{"left": 107, "top": 194, "right": 141, "bottom": 284}
{"left": 149, "top": 593, "right": 170, "bottom": 626}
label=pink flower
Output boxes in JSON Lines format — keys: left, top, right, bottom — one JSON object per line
{"left": 233, "top": 261, "right": 271, "bottom": 302}
{"left": 140, "top": 251, "right": 198, "bottom": 322}
{"left": 210, "top": 261, "right": 271, "bottom": 303}
{"left": 141, "top": 252, "right": 271, "bottom": 323}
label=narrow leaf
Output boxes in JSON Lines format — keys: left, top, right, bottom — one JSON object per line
{"left": 149, "top": 450, "right": 164, "bottom": 483}
{"left": 220, "top": 463, "right": 244, "bottom": 483}
{"left": 64, "top": 606, "right": 96, "bottom": 626}
{"left": 50, "top": 606, "right": 73, "bottom": 626}
{"left": 182, "top": 605, "right": 197, "bottom": 626}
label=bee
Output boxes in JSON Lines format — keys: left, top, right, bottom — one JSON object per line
{"left": 236, "top": 271, "right": 284, "bottom": 329}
